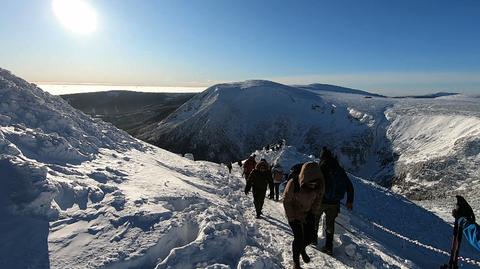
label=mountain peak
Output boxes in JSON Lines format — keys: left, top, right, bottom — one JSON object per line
{"left": 206, "top": 79, "right": 292, "bottom": 92}
{"left": 139, "top": 80, "right": 378, "bottom": 169}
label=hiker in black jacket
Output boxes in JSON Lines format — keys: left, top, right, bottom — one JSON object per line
{"left": 287, "top": 163, "right": 304, "bottom": 183}
{"left": 315, "top": 147, "right": 354, "bottom": 255}
{"left": 226, "top": 162, "right": 232, "bottom": 173}
{"left": 245, "top": 160, "right": 272, "bottom": 219}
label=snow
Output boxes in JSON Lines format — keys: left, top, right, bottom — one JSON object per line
{"left": 2, "top": 68, "right": 480, "bottom": 268}
{"left": 386, "top": 111, "right": 480, "bottom": 163}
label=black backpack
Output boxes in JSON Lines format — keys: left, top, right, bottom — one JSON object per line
{"left": 322, "top": 161, "right": 349, "bottom": 203}
{"left": 288, "top": 163, "right": 304, "bottom": 192}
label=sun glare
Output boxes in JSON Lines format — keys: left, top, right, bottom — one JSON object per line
{"left": 52, "top": 0, "right": 98, "bottom": 34}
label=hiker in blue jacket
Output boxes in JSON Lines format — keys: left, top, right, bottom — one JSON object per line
{"left": 315, "top": 147, "right": 354, "bottom": 255}
{"left": 459, "top": 217, "right": 480, "bottom": 252}
{"left": 442, "top": 195, "right": 480, "bottom": 269}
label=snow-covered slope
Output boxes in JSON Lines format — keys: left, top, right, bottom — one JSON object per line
{"left": 315, "top": 92, "right": 480, "bottom": 214}
{"left": 384, "top": 98, "right": 480, "bottom": 213}
{"left": 0, "top": 68, "right": 143, "bottom": 216}
{"left": 0, "top": 68, "right": 142, "bottom": 267}
{"left": 139, "top": 80, "right": 391, "bottom": 182}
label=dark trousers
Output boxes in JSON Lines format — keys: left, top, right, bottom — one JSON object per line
{"left": 252, "top": 188, "right": 266, "bottom": 216}
{"left": 268, "top": 180, "right": 274, "bottom": 198}
{"left": 273, "top": 183, "right": 281, "bottom": 200}
{"left": 289, "top": 214, "right": 315, "bottom": 265}
{"left": 314, "top": 203, "right": 340, "bottom": 247}
{"left": 315, "top": 203, "right": 340, "bottom": 234}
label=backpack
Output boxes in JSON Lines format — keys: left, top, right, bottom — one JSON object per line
{"left": 288, "top": 163, "right": 304, "bottom": 192}
{"left": 322, "top": 161, "right": 349, "bottom": 203}
{"left": 272, "top": 167, "right": 284, "bottom": 183}
{"left": 244, "top": 158, "right": 256, "bottom": 175}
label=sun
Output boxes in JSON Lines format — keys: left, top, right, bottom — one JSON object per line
{"left": 52, "top": 0, "right": 98, "bottom": 34}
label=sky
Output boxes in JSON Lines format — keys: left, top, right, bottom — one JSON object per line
{"left": 1, "top": 0, "right": 479, "bottom": 95}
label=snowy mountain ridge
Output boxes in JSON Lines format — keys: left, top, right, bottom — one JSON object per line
{"left": 139, "top": 80, "right": 387, "bottom": 183}
{"left": 298, "top": 83, "right": 386, "bottom": 97}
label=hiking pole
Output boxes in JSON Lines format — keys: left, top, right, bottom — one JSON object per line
{"left": 441, "top": 218, "right": 463, "bottom": 269}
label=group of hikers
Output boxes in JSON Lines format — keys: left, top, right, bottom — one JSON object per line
{"left": 241, "top": 147, "right": 353, "bottom": 268}
{"left": 238, "top": 146, "right": 480, "bottom": 269}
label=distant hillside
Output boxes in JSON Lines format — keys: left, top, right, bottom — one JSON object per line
{"left": 394, "top": 92, "right": 459, "bottom": 99}
{"left": 61, "top": 91, "right": 195, "bottom": 136}
{"left": 298, "top": 83, "right": 386, "bottom": 97}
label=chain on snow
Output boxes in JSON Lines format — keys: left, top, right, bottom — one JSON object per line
{"left": 337, "top": 205, "right": 480, "bottom": 267}
{"left": 369, "top": 221, "right": 480, "bottom": 266}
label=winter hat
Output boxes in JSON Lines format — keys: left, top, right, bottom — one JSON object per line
{"left": 299, "top": 161, "right": 324, "bottom": 188}
{"left": 453, "top": 195, "right": 475, "bottom": 222}
{"left": 320, "top": 147, "right": 333, "bottom": 160}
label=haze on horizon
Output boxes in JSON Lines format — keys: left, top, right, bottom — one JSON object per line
{"left": 1, "top": 0, "right": 480, "bottom": 96}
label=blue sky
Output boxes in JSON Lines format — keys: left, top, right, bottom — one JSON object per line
{"left": 1, "top": 0, "right": 479, "bottom": 95}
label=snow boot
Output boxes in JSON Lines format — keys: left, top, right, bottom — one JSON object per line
{"left": 292, "top": 258, "right": 303, "bottom": 269}
{"left": 321, "top": 232, "right": 334, "bottom": 255}
{"left": 321, "top": 246, "right": 333, "bottom": 256}
{"left": 301, "top": 250, "right": 311, "bottom": 263}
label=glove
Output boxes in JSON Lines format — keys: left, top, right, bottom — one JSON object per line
{"left": 453, "top": 195, "right": 475, "bottom": 221}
